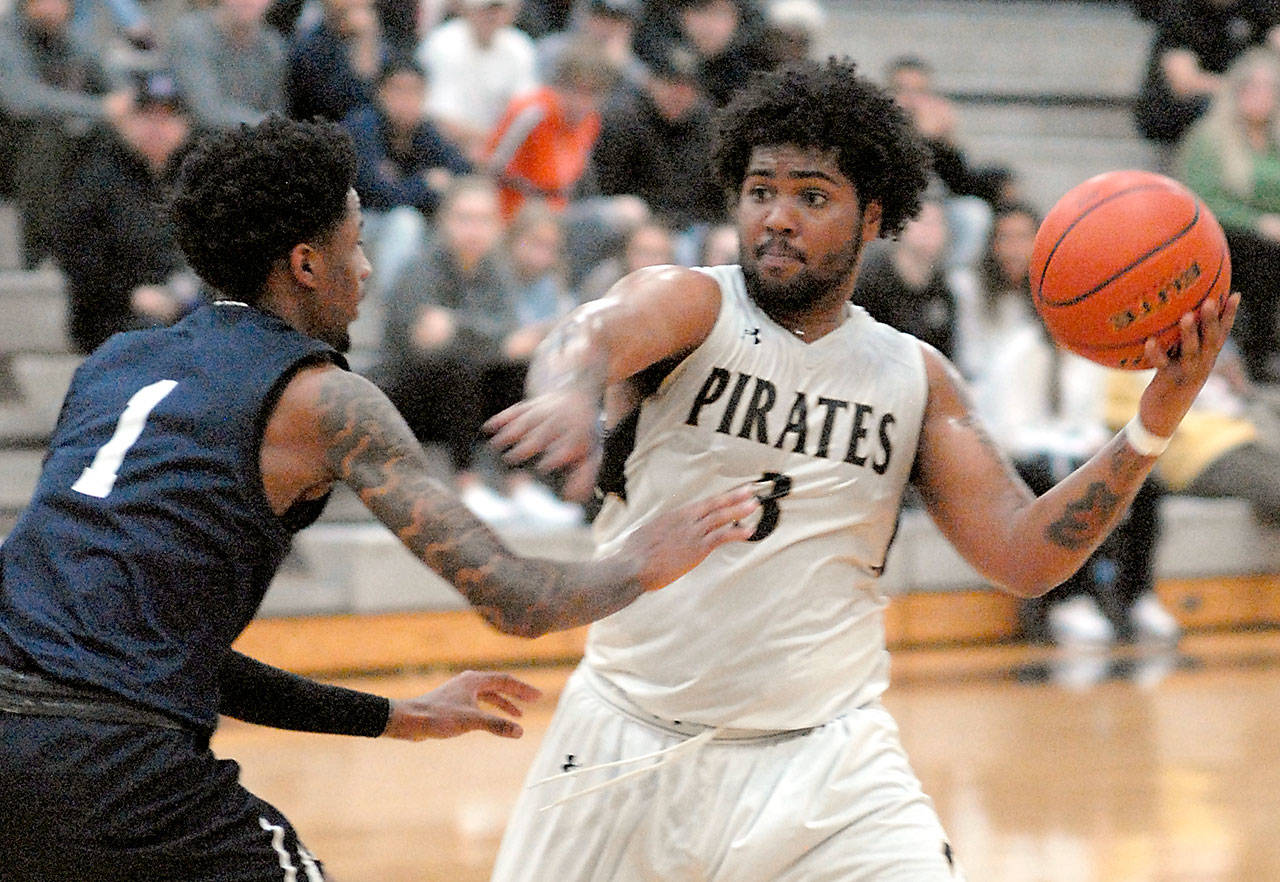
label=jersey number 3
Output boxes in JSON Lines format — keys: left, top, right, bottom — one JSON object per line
{"left": 748, "top": 472, "right": 792, "bottom": 542}
{"left": 72, "top": 380, "right": 178, "bottom": 499}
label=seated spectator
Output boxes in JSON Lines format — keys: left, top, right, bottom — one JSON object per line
{"left": 885, "top": 56, "right": 1020, "bottom": 272}
{"left": 1134, "top": 0, "right": 1280, "bottom": 170}
{"left": 70, "top": 0, "right": 155, "bottom": 51}
{"left": 697, "top": 221, "right": 738, "bottom": 266}
{"left": 535, "top": 0, "right": 647, "bottom": 93}
{"left": 487, "top": 39, "right": 649, "bottom": 286}
{"left": 576, "top": 217, "right": 677, "bottom": 303}
{"left": 513, "top": 0, "right": 573, "bottom": 40}
{"left": 591, "top": 39, "right": 727, "bottom": 264}
{"left": 48, "top": 70, "right": 200, "bottom": 353}
{"left": 342, "top": 56, "right": 471, "bottom": 298}
{"left": 960, "top": 203, "right": 1177, "bottom": 646}
{"left": 492, "top": 199, "right": 586, "bottom": 525}
{"left": 0, "top": 0, "right": 131, "bottom": 268}
{"left": 505, "top": 199, "right": 575, "bottom": 342}
{"left": 376, "top": 176, "right": 573, "bottom": 523}
{"left": 1105, "top": 342, "right": 1280, "bottom": 530}
{"left": 167, "top": 0, "right": 288, "bottom": 131}
{"left": 760, "top": 0, "right": 824, "bottom": 67}
{"left": 417, "top": 0, "right": 537, "bottom": 163}
{"left": 485, "top": 40, "right": 617, "bottom": 220}
{"left": 286, "top": 0, "right": 387, "bottom": 122}
{"left": 851, "top": 198, "right": 960, "bottom": 360}
{"left": 642, "top": 0, "right": 772, "bottom": 107}
{"left": 1177, "top": 47, "right": 1280, "bottom": 383}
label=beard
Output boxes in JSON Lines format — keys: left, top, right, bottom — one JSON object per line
{"left": 739, "top": 235, "right": 864, "bottom": 317}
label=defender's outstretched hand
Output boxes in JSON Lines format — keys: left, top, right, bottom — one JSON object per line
{"left": 1138, "top": 292, "right": 1240, "bottom": 437}
{"left": 485, "top": 389, "right": 601, "bottom": 503}
{"left": 382, "top": 671, "right": 543, "bottom": 740}
{"left": 615, "top": 485, "right": 761, "bottom": 592}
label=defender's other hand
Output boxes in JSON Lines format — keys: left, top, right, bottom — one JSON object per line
{"left": 621, "top": 485, "right": 761, "bottom": 592}
{"left": 383, "top": 671, "right": 543, "bottom": 740}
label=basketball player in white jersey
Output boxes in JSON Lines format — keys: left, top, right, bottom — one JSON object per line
{"left": 485, "top": 58, "right": 1238, "bottom": 880}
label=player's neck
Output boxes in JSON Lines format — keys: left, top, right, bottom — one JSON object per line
{"left": 751, "top": 276, "right": 856, "bottom": 343}
{"left": 760, "top": 300, "right": 848, "bottom": 343}
{"left": 254, "top": 286, "right": 306, "bottom": 335}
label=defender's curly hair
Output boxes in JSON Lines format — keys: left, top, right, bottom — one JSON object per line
{"left": 711, "top": 57, "right": 931, "bottom": 237}
{"left": 168, "top": 115, "right": 357, "bottom": 302}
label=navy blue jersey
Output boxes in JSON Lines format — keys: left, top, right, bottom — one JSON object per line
{"left": 0, "top": 303, "right": 347, "bottom": 730}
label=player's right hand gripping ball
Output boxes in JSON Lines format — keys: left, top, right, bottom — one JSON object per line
{"left": 1030, "top": 169, "right": 1231, "bottom": 369}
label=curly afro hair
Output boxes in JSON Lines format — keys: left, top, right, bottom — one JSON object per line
{"left": 168, "top": 115, "right": 357, "bottom": 302}
{"left": 711, "top": 57, "right": 931, "bottom": 238}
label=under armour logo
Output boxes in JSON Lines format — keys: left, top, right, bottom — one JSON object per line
{"left": 744, "top": 327, "right": 761, "bottom": 344}
{"left": 561, "top": 754, "right": 579, "bottom": 772}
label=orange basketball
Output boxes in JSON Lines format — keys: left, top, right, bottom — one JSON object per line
{"left": 1030, "top": 169, "right": 1231, "bottom": 370}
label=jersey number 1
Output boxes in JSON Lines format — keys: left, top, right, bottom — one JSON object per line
{"left": 71, "top": 380, "right": 178, "bottom": 499}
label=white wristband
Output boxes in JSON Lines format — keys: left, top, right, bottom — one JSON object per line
{"left": 1123, "top": 416, "right": 1171, "bottom": 457}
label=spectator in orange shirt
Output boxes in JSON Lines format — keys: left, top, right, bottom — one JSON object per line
{"left": 484, "top": 40, "right": 616, "bottom": 219}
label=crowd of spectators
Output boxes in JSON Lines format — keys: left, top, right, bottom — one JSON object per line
{"left": 4, "top": 0, "right": 1280, "bottom": 646}
{"left": 0, "top": 0, "right": 828, "bottom": 526}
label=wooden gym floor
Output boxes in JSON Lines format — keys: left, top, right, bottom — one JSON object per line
{"left": 214, "top": 626, "right": 1280, "bottom": 882}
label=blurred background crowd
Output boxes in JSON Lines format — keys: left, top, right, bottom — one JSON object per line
{"left": 4, "top": 0, "right": 1280, "bottom": 651}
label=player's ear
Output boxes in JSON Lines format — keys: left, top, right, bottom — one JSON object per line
{"left": 860, "top": 200, "right": 883, "bottom": 243}
{"left": 289, "top": 243, "right": 319, "bottom": 288}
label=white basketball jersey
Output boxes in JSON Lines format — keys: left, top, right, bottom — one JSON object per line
{"left": 586, "top": 265, "right": 929, "bottom": 730}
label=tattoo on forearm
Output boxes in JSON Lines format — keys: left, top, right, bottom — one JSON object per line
{"left": 1045, "top": 481, "right": 1123, "bottom": 550}
{"left": 1108, "top": 443, "right": 1148, "bottom": 481}
{"left": 314, "top": 375, "right": 639, "bottom": 637}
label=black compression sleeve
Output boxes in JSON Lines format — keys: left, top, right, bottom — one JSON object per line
{"left": 218, "top": 651, "right": 390, "bottom": 737}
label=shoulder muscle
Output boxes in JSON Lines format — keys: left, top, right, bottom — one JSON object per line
{"left": 592, "top": 264, "right": 723, "bottom": 381}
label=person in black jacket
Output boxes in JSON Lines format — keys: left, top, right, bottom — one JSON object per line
{"left": 884, "top": 55, "right": 1016, "bottom": 269}
{"left": 49, "top": 71, "right": 201, "bottom": 354}
{"left": 285, "top": 0, "right": 388, "bottom": 122}
{"left": 1133, "top": 0, "right": 1280, "bottom": 168}
{"left": 592, "top": 41, "right": 727, "bottom": 263}
{"left": 342, "top": 57, "right": 471, "bottom": 300}
{"left": 343, "top": 58, "right": 471, "bottom": 219}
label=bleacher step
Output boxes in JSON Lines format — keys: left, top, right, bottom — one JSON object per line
{"left": 0, "top": 269, "right": 69, "bottom": 355}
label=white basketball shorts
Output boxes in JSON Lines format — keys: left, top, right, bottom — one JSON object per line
{"left": 491, "top": 665, "right": 963, "bottom": 881}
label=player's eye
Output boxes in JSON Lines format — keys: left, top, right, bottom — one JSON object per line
{"left": 801, "top": 190, "right": 829, "bottom": 207}
{"left": 747, "top": 185, "right": 771, "bottom": 202}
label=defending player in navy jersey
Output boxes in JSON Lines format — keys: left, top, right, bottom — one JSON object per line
{"left": 0, "top": 116, "right": 760, "bottom": 881}
{"left": 486, "top": 58, "right": 1240, "bottom": 880}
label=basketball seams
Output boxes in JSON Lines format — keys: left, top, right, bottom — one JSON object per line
{"left": 1036, "top": 188, "right": 1200, "bottom": 308}
{"left": 1032, "top": 169, "right": 1230, "bottom": 370}
{"left": 1065, "top": 246, "right": 1227, "bottom": 359}
{"left": 1033, "top": 182, "right": 1182, "bottom": 302}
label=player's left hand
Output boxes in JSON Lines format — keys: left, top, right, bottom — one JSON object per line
{"left": 382, "top": 670, "right": 543, "bottom": 740}
{"left": 1139, "top": 291, "right": 1240, "bottom": 436}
